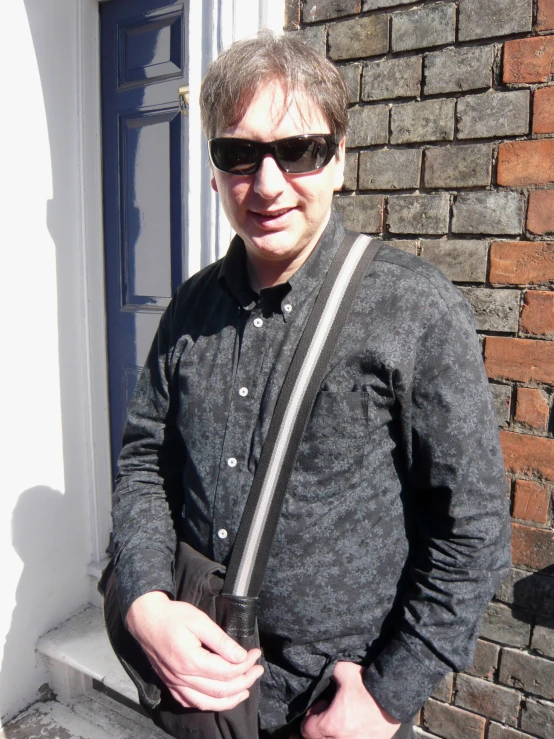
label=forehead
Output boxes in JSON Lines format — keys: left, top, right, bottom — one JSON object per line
{"left": 221, "top": 80, "right": 330, "bottom": 139}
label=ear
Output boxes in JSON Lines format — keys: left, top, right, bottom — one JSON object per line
{"left": 210, "top": 173, "right": 219, "bottom": 193}
{"left": 332, "top": 138, "right": 346, "bottom": 192}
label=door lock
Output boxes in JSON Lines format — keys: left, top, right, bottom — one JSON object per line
{"left": 178, "top": 86, "right": 190, "bottom": 115}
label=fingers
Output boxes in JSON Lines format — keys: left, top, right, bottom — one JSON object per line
{"left": 179, "top": 662, "right": 264, "bottom": 699}
{"left": 168, "top": 684, "right": 251, "bottom": 712}
{"left": 192, "top": 609, "right": 251, "bottom": 664}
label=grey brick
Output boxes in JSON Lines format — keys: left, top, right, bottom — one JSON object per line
{"left": 489, "top": 384, "right": 511, "bottom": 427}
{"left": 423, "top": 699, "right": 486, "bottom": 739}
{"left": 391, "top": 99, "right": 455, "bottom": 145}
{"left": 424, "top": 45, "right": 494, "bottom": 95}
{"left": 359, "top": 148, "right": 421, "bottom": 190}
{"left": 392, "top": 3, "right": 456, "bottom": 52}
{"left": 457, "top": 91, "right": 530, "bottom": 140}
{"left": 347, "top": 105, "right": 389, "bottom": 147}
{"left": 459, "top": 0, "right": 533, "bottom": 42}
{"left": 341, "top": 64, "right": 362, "bottom": 104}
{"left": 489, "top": 723, "right": 537, "bottom": 739}
{"left": 452, "top": 192, "right": 523, "bottom": 235}
{"left": 413, "top": 729, "right": 438, "bottom": 739}
{"left": 303, "top": 0, "right": 360, "bottom": 23}
{"left": 362, "top": 57, "right": 422, "bottom": 101}
{"left": 363, "top": 0, "right": 412, "bottom": 9}
{"left": 424, "top": 144, "right": 492, "bottom": 189}
{"left": 521, "top": 698, "right": 554, "bottom": 739}
{"left": 333, "top": 194, "right": 383, "bottom": 233}
{"left": 479, "top": 601, "right": 532, "bottom": 648}
{"left": 382, "top": 240, "right": 418, "bottom": 255}
{"left": 343, "top": 151, "right": 358, "bottom": 191}
{"left": 420, "top": 239, "right": 488, "bottom": 282}
{"left": 467, "top": 638, "right": 500, "bottom": 680}
{"left": 329, "top": 16, "right": 389, "bottom": 61}
{"left": 499, "top": 648, "right": 554, "bottom": 700}
{"left": 496, "top": 567, "right": 554, "bottom": 616}
{"left": 431, "top": 672, "right": 453, "bottom": 703}
{"left": 532, "top": 618, "right": 554, "bottom": 659}
{"left": 459, "top": 287, "right": 520, "bottom": 333}
{"left": 387, "top": 194, "right": 449, "bottom": 235}
{"left": 300, "top": 25, "right": 327, "bottom": 56}
{"left": 455, "top": 674, "right": 520, "bottom": 726}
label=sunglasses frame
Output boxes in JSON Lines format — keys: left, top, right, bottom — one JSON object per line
{"left": 208, "top": 133, "right": 340, "bottom": 176}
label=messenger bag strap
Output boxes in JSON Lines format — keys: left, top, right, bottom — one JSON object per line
{"left": 223, "top": 232, "right": 381, "bottom": 599}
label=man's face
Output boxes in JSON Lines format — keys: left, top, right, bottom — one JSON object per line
{"left": 210, "top": 80, "right": 345, "bottom": 272}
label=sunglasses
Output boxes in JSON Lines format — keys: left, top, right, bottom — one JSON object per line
{"left": 208, "top": 134, "right": 339, "bottom": 176}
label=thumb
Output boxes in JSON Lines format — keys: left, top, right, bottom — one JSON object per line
{"left": 190, "top": 609, "right": 249, "bottom": 663}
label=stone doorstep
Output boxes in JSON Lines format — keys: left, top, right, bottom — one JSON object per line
{"left": 36, "top": 605, "right": 138, "bottom": 707}
{"left": 0, "top": 607, "right": 172, "bottom": 738}
{"left": 0, "top": 688, "right": 167, "bottom": 739}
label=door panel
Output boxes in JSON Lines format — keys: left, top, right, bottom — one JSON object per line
{"left": 101, "top": 0, "right": 188, "bottom": 481}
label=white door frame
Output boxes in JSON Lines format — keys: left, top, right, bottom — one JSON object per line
{"left": 75, "top": 0, "right": 285, "bottom": 569}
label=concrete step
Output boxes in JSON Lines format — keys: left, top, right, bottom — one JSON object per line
{"left": 36, "top": 605, "right": 138, "bottom": 707}
{"left": 0, "top": 689, "right": 167, "bottom": 739}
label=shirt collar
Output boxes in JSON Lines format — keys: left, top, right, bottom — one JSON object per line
{"left": 218, "top": 206, "right": 346, "bottom": 311}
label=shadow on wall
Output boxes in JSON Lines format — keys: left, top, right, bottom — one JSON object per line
{"left": 0, "top": 487, "right": 79, "bottom": 723}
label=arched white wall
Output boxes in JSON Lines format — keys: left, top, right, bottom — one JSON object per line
{"left": 0, "top": 0, "right": 285, "bottom": 724}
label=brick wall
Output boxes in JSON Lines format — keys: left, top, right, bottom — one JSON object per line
{"left": 287, "top": 1, "right": 554, "bottom": 737}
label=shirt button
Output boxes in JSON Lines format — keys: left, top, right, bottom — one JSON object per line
{"left": 239, "top": 387, "right": 249, "bottom": 397}
{"left": 227, "top": 457, "right": 237, "bottom": 468}
{"left": 217, "top": 528, "right": 228, "bottom": 539}
{"left": 253, "top": 317, "right": 263, "bottom": 327}
{"left": 284, "top": 303, "right": 292, "bottom": 313}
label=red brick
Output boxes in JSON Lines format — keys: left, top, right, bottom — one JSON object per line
{"left": 512, "top": 522, "right": 554, "bottom": 570}
{"left": 423, "top": 699, "right": 486, "bottom": 739}
{"left": 515, "top": 387, "right": 551, "bottom": 430}
{"left": 538, "top": 0, "right": 554, "bottom": 31}
{"left": 498, "top": 140, "right": 554, "bottom": 186}
{"left": 489, "top": 723, "right": 542, "bottom": 739}
{"left": 521, "top": 291, "right": 554, "bottom": 336}
{"left": 455, "top": 674, "right": 520, "bottom": 725}
{"left": 467, "top": 639, "right": 500, "bottom": 680}
{"left": 504, "top": 35, "right": 554, "bottom": 84}
{"left": 500, "top": 429, "right": 554, "bottom": 481}
{"left": 513, "top": 479, "right": 551, "bottom": 524}
{"left": 485, "top": 336, "right": 554, "bottom": 385}
{"left": 528, "top": 190, "right": 554, "bottom": 234}
{"left": 489, "top": 241, "right": 554, "bottom": 285}
{"left": 534, "top": 86, "right": 554, "bottom": 133}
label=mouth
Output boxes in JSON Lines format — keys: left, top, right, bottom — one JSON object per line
{"left": 252, "top": 207, "right": 294, "bottom": 220}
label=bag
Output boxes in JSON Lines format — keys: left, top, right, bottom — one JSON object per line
{"left": 100, "top": 542, "right": 259, "bottom": 739}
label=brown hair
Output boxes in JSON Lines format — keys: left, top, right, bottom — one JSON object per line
{"left": 199, "top": 32, "right": 349, "bottom": 140}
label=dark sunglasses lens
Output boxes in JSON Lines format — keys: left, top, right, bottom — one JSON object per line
{"left": 211, "top": 140, "right": 258, "bottom": 174}
{"left": 277, "top": 136, "right": 330, "bottom": 173}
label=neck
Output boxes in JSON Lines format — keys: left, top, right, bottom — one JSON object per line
{"left": 246, "top": 244, "right": 317, "bottom": 293}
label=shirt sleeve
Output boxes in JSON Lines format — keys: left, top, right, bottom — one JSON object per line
{"left": 363, "top": 298, "right": 511, "bottom": 722}
{"left": 111, "top": 303, "right": 184, "bottom": 619}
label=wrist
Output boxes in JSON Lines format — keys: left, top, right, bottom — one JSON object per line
{"left": 126, "top": 590, "right": 171, "bottom": 638}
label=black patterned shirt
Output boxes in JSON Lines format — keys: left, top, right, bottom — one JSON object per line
{"left": 112, "top": 209, "right": 510, "bottom": 729}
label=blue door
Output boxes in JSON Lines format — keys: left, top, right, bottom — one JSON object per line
{"left": 101, "top": 0, "right": 188, "bottom": 480}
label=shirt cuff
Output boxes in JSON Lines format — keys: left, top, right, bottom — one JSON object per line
{"left": 362, "top": 639, "right": 450, "bottom": 723}
{"left": 115, "top": 547, "right": 176, "bottom": 620}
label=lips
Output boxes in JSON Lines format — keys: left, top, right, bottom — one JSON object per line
{"left": 249, "top": 207, "right": 295, "bottom": 228}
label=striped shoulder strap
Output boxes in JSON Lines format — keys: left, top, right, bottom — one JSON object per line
{"left": 223, "top": 232, "right": 381, "bottom": 598}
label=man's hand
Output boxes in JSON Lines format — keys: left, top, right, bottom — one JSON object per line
{"left": 126, "top": 591, "right": 263, "bottom": 711}
{"left": 291, "top": 662, "right": 401, "bottom": 739}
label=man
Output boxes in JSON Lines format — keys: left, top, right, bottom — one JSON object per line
{"left": 111, "top": 33, "right": 510, "bottom": 739}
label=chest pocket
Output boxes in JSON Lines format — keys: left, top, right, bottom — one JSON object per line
{"left": 288, "top": 391, "right": 370, "bottom": 502}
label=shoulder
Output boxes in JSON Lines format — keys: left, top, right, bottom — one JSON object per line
{"left": 362, "top": 241, "right": 468, "bottom": 326}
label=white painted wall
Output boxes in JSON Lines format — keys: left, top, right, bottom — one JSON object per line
{"left": 0, "top": 0, "right": 93, "bottom": 722}
{"left": 0, "top": 0, "right": 285, "bottom": 724}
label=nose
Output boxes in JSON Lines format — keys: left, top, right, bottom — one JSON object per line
{"left": 252, "top": 154, "right": 287, "bottom": 199}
